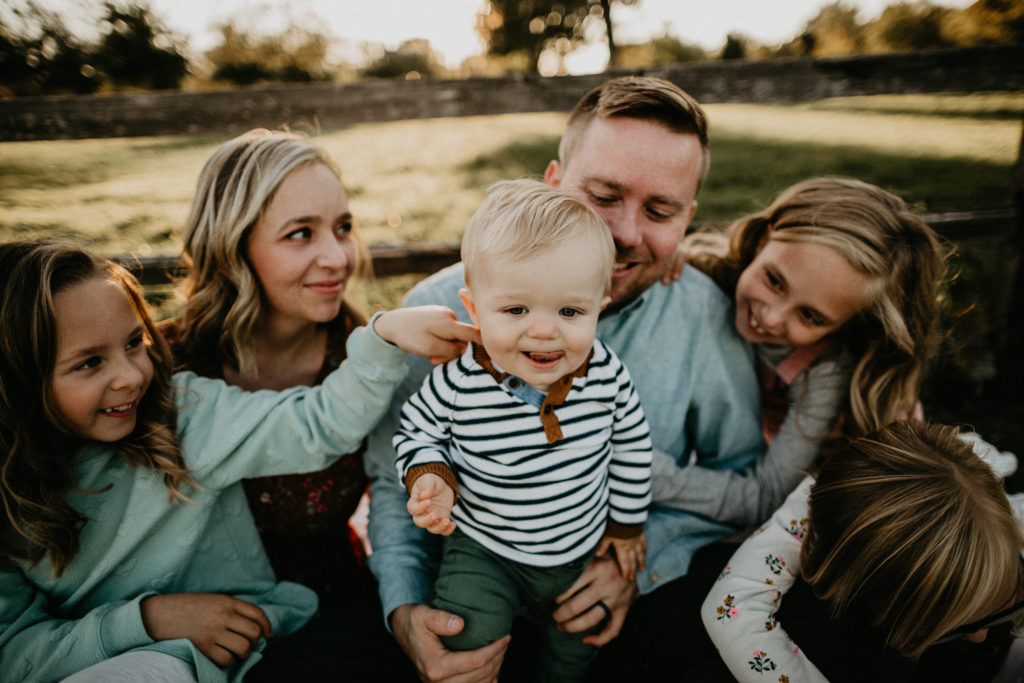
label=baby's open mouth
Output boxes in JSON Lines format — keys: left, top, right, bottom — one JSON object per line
{"left": 526, "top": 351, "right": 563, "bottom": 363}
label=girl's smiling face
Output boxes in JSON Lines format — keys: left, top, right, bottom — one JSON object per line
{"left": 51, "top": 276, "right": 154, "bottom": 442}
{"left": 734, "top": 238, "right": 875, "bottom": 348}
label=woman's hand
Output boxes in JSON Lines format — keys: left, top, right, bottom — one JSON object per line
{"left": 374, "top": 306, "right": 481, "bottom": 363}
{"left": 141, "top": 593, "right": 271, "bottom": 667}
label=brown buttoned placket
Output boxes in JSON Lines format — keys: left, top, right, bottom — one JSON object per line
{"left": 473, "top": 343, "right": 592, "bottom": 444}
{"left": 403, "top": 344, "right": 593, "bottom": 498}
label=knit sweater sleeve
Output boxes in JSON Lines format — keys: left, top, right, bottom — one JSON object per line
{"left": 701, "top": 477, "right": 827, "bottom": 683}
{"left": 651, "top": 355, "right": 846, "bottom": 527}
{"left": 605, "top": 349, "right": 653, "bottom": 528}
{"left": 393, "top": 360, "right": 458, "bottom": 486}
{"left": 175, "top": 319, "right": 408, "bottom": 487}
{"left": 0, "top": 568, "right": 153, "bottom": 683}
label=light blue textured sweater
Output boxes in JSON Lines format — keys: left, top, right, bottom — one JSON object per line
{"left": 0, "top": 323, "right": 407, "bottom": 683}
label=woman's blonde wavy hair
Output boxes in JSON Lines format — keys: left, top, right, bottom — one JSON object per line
{"left": 0, "top": 240, "right": 194, "bottom": 577}
{"left": 685, "top": 177, "right": 946, "bottom": 436}
{"left": 801, "top": 421, "right": 1024, "bottom": 657}
{"left": 176, "top": 129, "right": 365, "bottom": 376}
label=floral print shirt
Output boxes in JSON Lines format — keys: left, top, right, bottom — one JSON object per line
{"left": 701, "top": 476, "right": 827, "bottom": 683}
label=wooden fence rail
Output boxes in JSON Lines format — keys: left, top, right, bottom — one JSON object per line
{"left": 118, "top": 208, "right": 1017, "bottom": 285}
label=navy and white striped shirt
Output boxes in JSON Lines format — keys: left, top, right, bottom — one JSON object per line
{"left": 395, "top": 340, "right": 652, "bottom": 567}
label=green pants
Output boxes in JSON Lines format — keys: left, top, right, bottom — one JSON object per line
{"left": 433, "top": 529, "right": 599, "bottom": 682}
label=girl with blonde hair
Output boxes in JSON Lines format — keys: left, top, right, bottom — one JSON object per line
{"left": 657, "top": 177, "right": 948, "bottom": 528}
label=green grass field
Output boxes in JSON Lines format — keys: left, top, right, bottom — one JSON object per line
{"left": 2, "top": 92, "right": 1019, "bottom": 257}
{"left": 2, "top": 91, "right": 1022, "bottom": 481}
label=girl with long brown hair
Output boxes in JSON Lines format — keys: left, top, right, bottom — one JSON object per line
{"left": 0, "top": 239, "right": 474, "bottom": 682}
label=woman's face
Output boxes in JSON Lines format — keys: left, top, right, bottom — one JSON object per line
{"left": 246, "top": 162, "right": 356, "bottom": 329}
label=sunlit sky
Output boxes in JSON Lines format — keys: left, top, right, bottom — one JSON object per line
{"left": 103, "top": 0, "right": 978, "bottom": 72}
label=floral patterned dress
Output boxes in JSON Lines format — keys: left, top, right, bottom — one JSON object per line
{"left": 700, "top": 477, "right": 824, "bottom": 683}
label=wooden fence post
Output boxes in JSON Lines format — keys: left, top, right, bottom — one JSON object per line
{"left": 996, "top": 112, "right": 1024, "bottom": 391}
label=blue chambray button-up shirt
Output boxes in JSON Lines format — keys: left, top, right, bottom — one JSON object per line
{"left": 365, "top": 263, "right": 764, "bottom": 622}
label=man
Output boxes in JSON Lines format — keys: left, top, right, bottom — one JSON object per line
{"left": 365, "top": 76, "right": 765, "bottom": 682}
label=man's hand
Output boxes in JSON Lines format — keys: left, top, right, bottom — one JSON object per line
{"left": 552, "top": 554, "right": 638, "bottom": 646}
{"left": 141, "top": 593, "right": 271, "bottom": 667}
{"left": 408, "top": 473, "right": 457, "bottom": 535}
{"left": 392, "top": 604, "right": 509, "bottom": 683}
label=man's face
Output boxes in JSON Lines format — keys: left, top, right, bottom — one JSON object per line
{"left": 545, "top": 116, "right": 702, "bottom": 312}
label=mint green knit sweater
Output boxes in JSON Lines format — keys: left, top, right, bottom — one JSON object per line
{"left": 0, "top": 323, "right": 407, "bottom": 683}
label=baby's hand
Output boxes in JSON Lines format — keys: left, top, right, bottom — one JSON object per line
{"left": 660, "top": 242, "right": 688, "bottom": 285}
{"left": 141, "top": 592, "right": 271, "bottom": 667}
{"left": 374, "top": 306, "right": 481, "bottom": 364}
{"left": 407, "top": 472, "right": 457, "bottom": 535}
{"left": 595, "top": 532, "right": 647, "bottom": 581}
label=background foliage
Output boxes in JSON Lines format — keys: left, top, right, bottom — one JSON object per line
{"left": 1, "top": 0, "right": 1022, "bottom": 94}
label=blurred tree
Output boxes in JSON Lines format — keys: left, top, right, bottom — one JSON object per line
{"left": 615, "top": 33, "right": 706, "bottom": 69}
{"left": 205, "top": 20, "right": 332, "bottom": 85}
{"left": 91, "top": 3, "right": 187, "bottom": 90}
{"left": 476, "top": 0, "right": 637, "bottom": 73}
{"left": 596, "top": 0, "right": 640, "bottom": 67}
{"left": 361, "top": 39, "right": 445, "bottom": 79}
{"left": 0, "top": 0, "right": 99, "bottom": 96}
{"left": 798, "top": 2, "right": 866, "bottom": 56}
{"left": 721, "top": 33, "right": 747, "bottom": 59}
{"left": 944, "top": 0, "right": 1024, "bottom": 45}
{"left": 866, "top": 2, "right": 954, "bottom": 51}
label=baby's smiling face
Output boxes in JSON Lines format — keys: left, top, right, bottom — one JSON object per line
{"left": 461, "top": 237, "right": 610, "bottom": 392}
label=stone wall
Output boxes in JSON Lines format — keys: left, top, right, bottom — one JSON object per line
{"left": 2, "top": 44, "right": 1021, "bottom": 142}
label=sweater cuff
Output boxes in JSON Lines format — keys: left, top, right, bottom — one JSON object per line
{"left": 405, "top": 463, "right": 459, "bottom": 498}
{"left": 604, "top": 521, "right": 644, "bottom": 539}
{"left": 99, "top": 592, "right": 158, "bottom": 655}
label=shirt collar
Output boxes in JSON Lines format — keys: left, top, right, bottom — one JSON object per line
{"left": 472, "top": 343, "right": 592, "bottom": 443}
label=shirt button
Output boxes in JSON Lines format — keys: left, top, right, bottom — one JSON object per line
{"left": 650, "top": 572, "right": 660, "bottom": 583}
{"left": 508, "top": 378, "right": 519, "bottom": 388}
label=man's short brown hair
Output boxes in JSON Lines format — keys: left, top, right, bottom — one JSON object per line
{"left": 559, "top": 76, "right": 710, "bottom": 190}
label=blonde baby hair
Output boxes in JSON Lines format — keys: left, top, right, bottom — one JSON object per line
{"left": 461, "top": 178, "right": 614, "bottom": 291}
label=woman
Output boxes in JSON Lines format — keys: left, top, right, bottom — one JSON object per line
{"left": 167, "top": 129, "right": 422, "bottom": 680}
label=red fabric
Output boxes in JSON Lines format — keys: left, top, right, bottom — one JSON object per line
{"left": 161, "top": 312, "right": 370, "bottom": 607}
{"left": 757, "top": 340, "right": 833, "bottom": 445}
